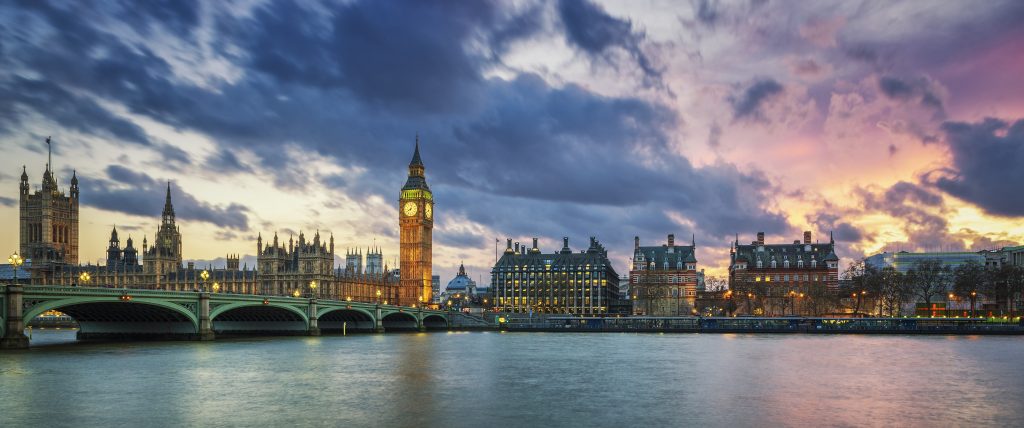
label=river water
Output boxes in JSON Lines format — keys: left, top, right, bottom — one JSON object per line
{"left": 1, "top": 330, "right": 1022, "bottom": 427}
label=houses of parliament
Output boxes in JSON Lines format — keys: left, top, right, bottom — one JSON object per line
{"left": 15, "top": 138, "right": 433, "bottom": 307}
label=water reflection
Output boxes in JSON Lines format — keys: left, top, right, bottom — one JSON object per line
{"left": 1, "top": 330, "right": 1022, "bottom": 427}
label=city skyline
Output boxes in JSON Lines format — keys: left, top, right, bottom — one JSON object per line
{"left": 2, "top": 1, "right": 1024, "bottom": 282}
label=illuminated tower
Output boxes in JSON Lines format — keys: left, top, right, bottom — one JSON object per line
{"left": 19, "top": 136, "right": 80, "bottom": 275}
{"left": 399, "top": 137, "right": 433, "bottom": 306}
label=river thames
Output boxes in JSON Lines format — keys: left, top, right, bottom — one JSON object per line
{"left": 2, "top": 331, "right": 1022, "bottom": 427}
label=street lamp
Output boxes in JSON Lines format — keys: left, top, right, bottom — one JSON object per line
{"left": 8, "top": 252, "right": 24, "bottom": 282}
{"left": 212, "top": 282, "right": 220, "bottom": 293}
{"left": 375, "top": 288, "right": 382, "bottom": 304}
{"left": 292, "top": 289, "right": 301, "bottom": 298}
{"left": 970, "top": 291, "right": 977, "bottom": 318}
{"left": 309, "top": 280, "right": 317, "bottom": 298}
{"left": 78, "top": 271, "right": 91, "bottom": 286}
{"left": 200, "top": 270, "right": 210, "bottom": 292}
{"left": 948, "top": 293, "right": 955, "bottom": 318}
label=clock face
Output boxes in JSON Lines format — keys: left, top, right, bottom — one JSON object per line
{"left": 425, "top": 204, "right": 432, "bottom": 219}
{"left": 403, "top": 201, "right": 418, "bottom": 217}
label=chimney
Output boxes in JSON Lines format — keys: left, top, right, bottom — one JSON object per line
{"left": 668, "top": 234, "right": 675, "bottom": 247}
{"left": 514, "top": 242, "right": 520, "bottom": 253}
{"left": 563, "top": 237, "right": 569, "bottom": 248}
{"left": 634, "top": 236, "right": 640, "bottom": 250}
{"left": 532, "top": 238, "right": 538, "bottom": 251}
{"left": 756, "top": 232, "right": 765, "bottom": 245}
{"left": 187, "top": 261, "right": 195, "bottom": 270}
{"left": 804, "top": 231, "right": 812, "bottom": 244}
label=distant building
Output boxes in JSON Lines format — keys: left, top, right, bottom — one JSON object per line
{"left": 729, "top": 231, "right": 839, "bottom": 315}
{"left": 492, "top": 237, "right": 626, "bottom": 316}
{"left": 629, "top": 234, "right": 699, "bottom": 316}
{"left": 865, "top": 251, "right": 985, "bottom": 274}
{"left": 431, "top": 274, "right": 441, "bottom": 303}
{"left": 19, "top": 137, "right": 79, "bottom": 272}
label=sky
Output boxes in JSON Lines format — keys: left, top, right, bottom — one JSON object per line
{"left": 1, "top": 0, "right": 1023, "bottom": 284}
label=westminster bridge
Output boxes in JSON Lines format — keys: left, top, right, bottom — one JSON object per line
{"left": 0, "top": 284, "right": 450, "bottom": 349}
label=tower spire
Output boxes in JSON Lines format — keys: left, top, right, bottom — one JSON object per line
{"left": 410, "top": 134, "right": 423, "bottom": 167}
{"left": 46, "top": 136, "right": 52, "bottom": 172}
{"left": 162, "top": 181, "right": 175, "bottom": 218}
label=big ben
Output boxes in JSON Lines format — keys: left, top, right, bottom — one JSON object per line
{"left": 399, "top": 137, "right": 433, "bottom": 306}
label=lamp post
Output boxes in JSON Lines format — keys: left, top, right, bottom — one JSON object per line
{"left": 292, "top": 289, "right": 301, "bottom": 298}
{"left": 200, "top": 270, "right": 210, "bottom": 292}
{"left": 746, "top": 293, "right": 754, "bottom": 315}
{"left": 970, "top": 291, "right": 977, "bottom": 318}
{"left": 212, "top": 282, "right": 220, "bottom": 293}
{"left": 309, "top": 280, "right": 317, "bottom": 298}
{"left": 947, "top": 293, "right": 955, "bottom": 318}
{"left": 8, "top": 252, "right": 24, "bottom": 283}
{"left": 788, "top": 291, "right": 796, "bottom": 316}
{"left": 375, "top": 288, "right": 382, "bottom": 305}
{"left": 78, "top": 271, "right": 91, "bottom": 287}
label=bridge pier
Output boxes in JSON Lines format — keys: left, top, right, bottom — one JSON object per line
{"left": 417, "top": 308, "right": 426, "bottom": 332}
{"left": 198, "top": 292, "right": 214, "bottom": 341}
{"left": 307, "top": 298, "right": 320, "bottom": 336}
{"left": 1, "top": 285, "right": 30, "bottom": 349}
{"left": 374, "top": 305, "right": 384, "bottom": 333}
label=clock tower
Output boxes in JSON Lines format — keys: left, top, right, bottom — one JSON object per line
{"left": 399, "top": 137, "right": 433, "bottom": 306}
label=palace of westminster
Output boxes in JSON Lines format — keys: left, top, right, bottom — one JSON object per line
{"left": 16, "top": 139, "right": 435, "bottom": 307}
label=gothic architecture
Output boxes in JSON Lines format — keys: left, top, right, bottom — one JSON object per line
{"left": 399, "top": 138, "right": 433, "bottom": 306}
{"left": 492, "top": 237, "right": 628, "bottom": 315}
{"left": 729, "top": 231, "right": 840, "bottom": 316}
{"left": 19, "top": 137, "right": 79, "bottom": 272}
{"left": 33, "top": 169, "right": 393, "bottom": 303}
{"left": 143, "top": 183, "right": 183, "bottom": 278}
{"left": 629, "top": 234, "right": 699, "bottom": 316}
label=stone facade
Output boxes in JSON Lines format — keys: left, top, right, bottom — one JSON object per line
{"left": 729, "top": 231, "right": 839, "bottom": 315}
{"left": 630, "top": 234, "right": 699, "bottom": 316}
{"left": 19, "top": 137, "right": 79, "bottom": 272}
{"left": 399, "top": 138, "right": 433, "bottom": 306}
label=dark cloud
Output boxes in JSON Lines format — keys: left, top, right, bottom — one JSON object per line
{"left": 557, "top": 0, "right": 668, "bottom": 92}
{"left": 877, "top": 75, "right": 945, "bottom": 119}
{"left": 207, "top": 149, "right": 252, "bottom": 175}
{"left": 730, "top": 79, "right": 783, "bottom": 121}
{"left": 933, "top": 118, "right": 1024, "bottom": 216}
{"left": 0, "top": 77, "right": 153, "bottom": 146}
{"left": 695, "top": 0, "right": 720, "bottom": 25}
{"left": 0, "top": 196, "right": 15, "bottom": 207}
{"left": 1, "top": 0, "right": 791, "bottom": 268}
{"left": 80, "top": 165, "right": 251, "bottom": 230}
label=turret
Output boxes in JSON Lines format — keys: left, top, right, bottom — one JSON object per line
{"left": 70, "top": 170, "right": 79, "bottom": 198}
{"left": 20, "top": 165, "right": 29, "bottom": 196}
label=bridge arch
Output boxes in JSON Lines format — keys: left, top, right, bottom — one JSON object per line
{"left": 22, "top": 297, "right": 200, "bottom": 339}
{"left": 422, "top": 314, "right": 448, "bottom": 330}
{"left": 210, "top": 302, "right": 309, "bottom": 334}
{"left": 317, "top": 307, "right": 376, "bottom": 333}
{"left": 381, "top": 311, "right": 419, "bottom": 331}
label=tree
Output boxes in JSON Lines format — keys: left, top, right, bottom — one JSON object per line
{"left": 878, "top": 268, "right": 911, "bottom": 317}
{"left": 907, "top": 259, "right": 950, "bottom": 314}
{"left": 705, "top": 276, "right": 728, "bottom": 292}
{"left": 952, "top": 261, "right": 986, "bottom": 317}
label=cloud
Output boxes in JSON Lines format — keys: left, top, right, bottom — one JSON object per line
{"left": 556, "top": 0, "right": 668, "bottom": 92}
{"left": 0, "top": 77, "right": 154, "bottom": 146}
{"left": 933, "top": 117, "right": 1024, "bottom": 216}
{"left": 0, "top": 196, "right": 15, "bottom": 207}
{"left": 80, "top": 165, "right": 251, "bottom": 230}
{"left": 730, "top": 79, "right": 783, "bottom": 121}
{"left": 877, "top": 75, "right": 946, "bottom": 119}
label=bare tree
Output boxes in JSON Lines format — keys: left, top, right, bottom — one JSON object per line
{"left": 907, "top": 259, "right": 950, "bottom": 312}
{"left": 952, "top": 261, "right": 986, "bottom": 317}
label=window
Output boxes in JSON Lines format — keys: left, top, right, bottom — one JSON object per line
{"left": 771, "top": 260, "right": 777, "bottom": 268}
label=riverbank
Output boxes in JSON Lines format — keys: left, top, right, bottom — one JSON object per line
{"left": 498, "top": 316, "right": 1024, "bottom": 335}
